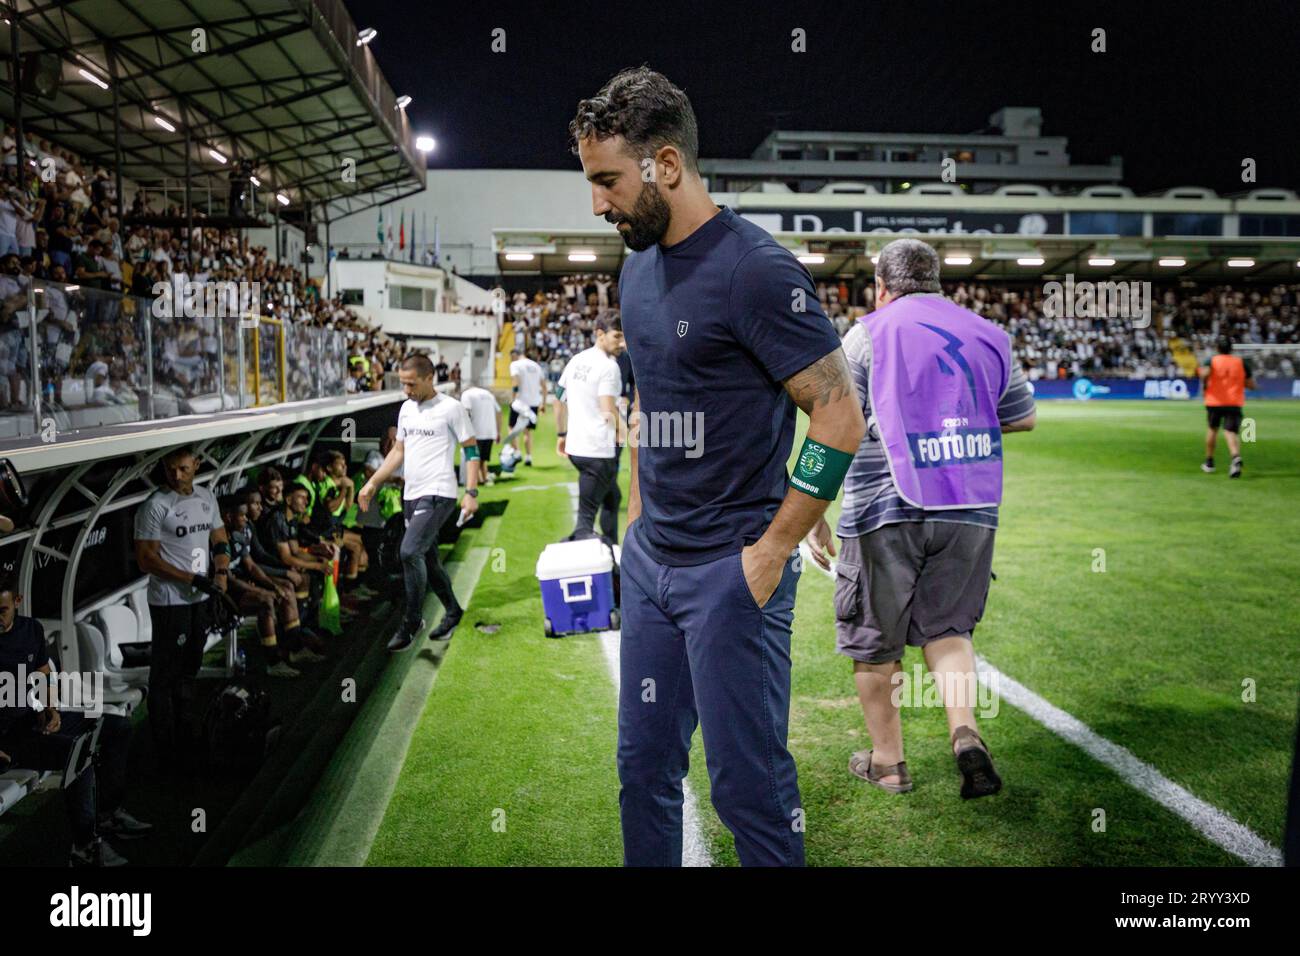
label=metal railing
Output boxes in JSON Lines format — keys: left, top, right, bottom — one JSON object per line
{"left": 0, "top": 278, "right": 358, "bottom": 445}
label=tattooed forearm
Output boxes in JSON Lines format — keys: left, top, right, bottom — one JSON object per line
{"left": 783, "top": 348, "right": 854, "bottom": 413}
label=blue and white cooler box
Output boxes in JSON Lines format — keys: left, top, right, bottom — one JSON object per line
{"left": 535, "top": 538, "right": 621, "bottom": 637}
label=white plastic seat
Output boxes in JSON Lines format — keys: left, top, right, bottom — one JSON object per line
{"left": 0, "top": 770, "right": 40, "bottom": 814}
{"left": 72, "top": 622, "right": 144, "bottom": 714}
{"left": 93, "top": 604, "right": 150, "bottom": 690}
{"left": 128, "top": 586, "right": 152, "bottom": 645}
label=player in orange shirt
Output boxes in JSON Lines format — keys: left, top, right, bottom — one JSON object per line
{"left": 1197, "top": 336, "right": 1257, "bottom": 479}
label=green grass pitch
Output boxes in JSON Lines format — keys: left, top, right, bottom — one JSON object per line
{"left": 340, "top": 399, "right": 1300, "bottom": 866}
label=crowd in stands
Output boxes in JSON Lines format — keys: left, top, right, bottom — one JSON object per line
{"left": 490, "top": 270, "right": 1300, "bottom": 382}
{"left": 477, "top": 274, "right": 618, "bottom": 383}
{"left": 0, "top": 127, "right": 409, "bottom": 414}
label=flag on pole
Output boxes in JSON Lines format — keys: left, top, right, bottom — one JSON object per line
{"left": 399, "top": 210, "right": 406, "bottom": 251}
{"left": 376, "top": 207, "right": 384, "bottom": 245}
{"left": 434, "top": 216, "right": 440, "bottom": 266}
{"left": 385, "top": 214, "right": 393, "bottom": 258}
{"left": 422, "top": 211, "right": 428, "bottom": 264}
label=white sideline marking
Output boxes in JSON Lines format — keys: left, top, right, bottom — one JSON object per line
{"left": 797, "top": 542, "right": 1283, "bottom": 867}
{"left": 564, "top": 482, "right": 711, "bottom": 866}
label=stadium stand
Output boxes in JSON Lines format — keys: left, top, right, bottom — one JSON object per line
{"left": 487, "top": 271, "right": 1300, "bottom": 383}
{"left": 0, "top": 0, "right": 434, "bottom": 863}
{"left": 1, "top": 131, "right": 424, "bottom": 428}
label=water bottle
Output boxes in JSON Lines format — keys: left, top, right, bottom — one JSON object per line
{"left": 235, "top": 649, "right": 247, "bottom": 677}
{"left": 43, "top": 379, "right": 55, "bottom": 407}
{"left": 456, "top": 508, "right": 471, "bottom": 528}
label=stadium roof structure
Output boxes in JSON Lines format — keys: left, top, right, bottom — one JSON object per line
{"left": 492, "top": 226, "right": 1300, "bottom": 282}
{"left": 0, "top": 0, "right": 425, "bottom": 220}
{"left": 494, "top": 186, "right": 1300, "bottom": 281}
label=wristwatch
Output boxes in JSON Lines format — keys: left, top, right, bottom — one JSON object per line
{"left": 466, "top": 487, "right": 479, "bottom": 498}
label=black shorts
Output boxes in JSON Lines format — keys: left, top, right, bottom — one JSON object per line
{"left": 477, "top": 439, "right": 494, "bottom": 463}
{"left": 1207, "top": 406, "right": 1243, "bottom": 432}
{"left": 508, "top": 405, "right": 539, "bottom": 430}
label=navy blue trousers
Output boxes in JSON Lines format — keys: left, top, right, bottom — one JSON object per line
{"left": 617, "top": 523, "right": 805, "bottom": 866}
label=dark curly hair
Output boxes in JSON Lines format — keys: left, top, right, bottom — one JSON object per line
{"left": 568, "top": 66, "right": 699, "bottom": 174}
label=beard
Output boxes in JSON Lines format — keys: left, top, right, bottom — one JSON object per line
{"left": 609, "top": 180, "right": 672, "bottom": 252}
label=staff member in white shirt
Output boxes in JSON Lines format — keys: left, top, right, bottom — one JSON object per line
{"left": 556, "top": 314, "right": 624, "bottom": 542}
{"left": 459, "top": 382, "right": 501, "bottom": 486}
{"left": 133, "top": 447, "right": 231, "bottom": 766}
{"left": 358, "top": 355, "right": 479, "bottom": 651}
{"left": 506, "top": 348, "right": 548, "bottom": 466}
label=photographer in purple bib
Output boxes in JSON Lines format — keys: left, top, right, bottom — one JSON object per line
{"left": 804, "top": 238, "right": 1037, "bottom": 799}
{"left": 571, "top": 67, "right": 866, "bottom": 867}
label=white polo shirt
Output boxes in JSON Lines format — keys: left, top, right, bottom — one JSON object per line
{"left": 460, "top": 386, "right": 499, "bottom": 441}
{"left": 509, "top": 357, "right": 546, "bottom": 407}
{"left": 559, "top": 346, "right": 622, "bottom": 459}
{"left": 396, "top": 394, "right": 473, "bottom": 500}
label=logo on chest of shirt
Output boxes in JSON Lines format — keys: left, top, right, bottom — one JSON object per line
{"left": 174, "top": 521, "right": 213, "bottom": 537}
{"left": 677, "top": 320, "right": 689, "bottom": 338}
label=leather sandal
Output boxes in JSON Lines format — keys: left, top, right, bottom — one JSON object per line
{"left": 951, "top": 726, "right": 1002, "bottom": 799}
{"left": 849, "top": 749, "right": 913, "bottom": 793}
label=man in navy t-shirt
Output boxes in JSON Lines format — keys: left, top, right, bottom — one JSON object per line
{"left": 570, "top": 68, "right": 865, "bottom": 866}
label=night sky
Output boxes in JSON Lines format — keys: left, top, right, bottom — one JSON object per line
{"left": 342, "top": 0, "right": 1298, "bottom": 195}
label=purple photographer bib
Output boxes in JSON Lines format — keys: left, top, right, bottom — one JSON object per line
{"left": 860, "top": 295, "right": 1011, "bottom": 509}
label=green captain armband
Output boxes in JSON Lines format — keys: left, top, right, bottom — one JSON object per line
{"left": 789, "top": 438, "right": 853, "bottom": 500}
{"left": 463, "top": 443, "right": 480, "bottom": 461}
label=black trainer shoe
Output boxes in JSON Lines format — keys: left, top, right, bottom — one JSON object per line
{"left": 97, "top": 807, "right": 154, "bottom": 840}
{"left": 1201, "top": 458, "right": 1215, "bottom": 473}
{"left": 70, "top": 838, "right": 129, "bottom": 867}
{"left": 386, "top": 628, "right": 415, "bottom": 653}
{"left": 428, "top": 607, "right": 463, "bottom": 641}
{"left": 1229, "top": 456, "right": 1243, "bottom": 479}
{"left": 387, "top": 618, "right": 424, "bottom": 653}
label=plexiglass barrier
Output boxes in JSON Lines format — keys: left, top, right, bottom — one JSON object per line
{"left": 0, "top": 278, "right": 359, "bottom": 444}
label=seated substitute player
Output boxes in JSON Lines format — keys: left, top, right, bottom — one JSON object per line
{"left": 805, "top": 239, "right": 1036, "bottom": 799}
{"left": 260, "top": 484, "right": 335, "bottom": 599}
{"left": 219, "top": 497, "right": 325, "bottom": 676}
{"left": 241, "top": 483, "right": 308, "bottom": 597}
{"left": 1198, "top": 335, "right": 1257, "bottom": 478}
{"left": 322, "top": 450, "right": 369, "bottom": 586}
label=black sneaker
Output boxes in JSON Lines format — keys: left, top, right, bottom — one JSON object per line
{"left": 428, "top": 608, "right": 463, "bottom": 641}
{"left": 387, "top": 618, "right": 424, "bottom": 653}
{"left": 70, "top": 838, "right": 129, "bottom": 867}
{"left": 1229, "top": 456, "right": 1243, "bottom": 479}
{"left": 1201, "top": 458, "right": 1215, "bottom": 473}
{"left": 97, "top": 807, "right": 154, "bottom": 840}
